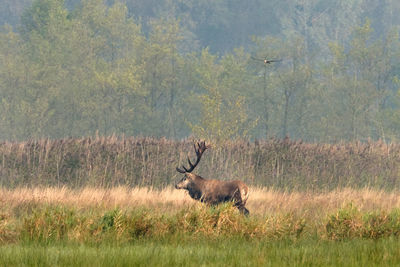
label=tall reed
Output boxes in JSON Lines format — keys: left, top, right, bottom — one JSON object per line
{"left": 0, "top": 137, "right": 398, "bottom": 190}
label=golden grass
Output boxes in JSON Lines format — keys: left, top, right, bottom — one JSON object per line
{"left": 1, "top": 187, "right": 400, "bottom": 219}
{"left": 2, "top": 187, "right": 400, "bottom": 243}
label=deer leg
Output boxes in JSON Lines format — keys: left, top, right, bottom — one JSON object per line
{"left": 242, "top": 207, "right": 249, "bottom": 216}
{"left": 235, "top": 203, "right": 250, "bottom": 216}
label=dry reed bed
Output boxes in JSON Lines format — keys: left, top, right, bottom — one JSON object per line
{"left": 1, "top": 187, "right": 400, "bottom": 217}
{"left": 1, "top": 137, "right": 399, "bottom": 189}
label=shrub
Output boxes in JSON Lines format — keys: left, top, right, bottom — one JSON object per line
{"left": 325, "top": 204, "right": 400, "bottom": 240}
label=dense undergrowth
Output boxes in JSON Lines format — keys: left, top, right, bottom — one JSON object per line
{"left": 1, "top": 203, "right": 400, "bottom": 245}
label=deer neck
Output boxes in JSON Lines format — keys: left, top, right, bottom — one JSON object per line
{"left": 187, "top": 174, "right": 206, "bottom": 200}
{"left": 193, "top": 174, "right": 207, "bottom": 186}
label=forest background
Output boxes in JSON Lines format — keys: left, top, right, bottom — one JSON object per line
{"left": 1, "top": 0, "right": 400, "bottom": 143}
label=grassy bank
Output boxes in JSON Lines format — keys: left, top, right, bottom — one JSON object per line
{"left": 0, "top": 137, "right": 399, "bottom": 190}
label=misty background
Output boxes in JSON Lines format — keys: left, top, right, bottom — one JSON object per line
{"left": 1, "top": 0, "right": 400, "bottom": 142}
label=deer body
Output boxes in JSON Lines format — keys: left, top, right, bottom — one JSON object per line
{"left": 175, "top": 142, "right": 250, "bottom": 215}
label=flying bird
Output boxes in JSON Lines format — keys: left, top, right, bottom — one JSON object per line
{"left": 264, "top": 59, "right": 282, "bottom": 64}
{"left": 251, "top": 56, "right": 282, "bottom": 64}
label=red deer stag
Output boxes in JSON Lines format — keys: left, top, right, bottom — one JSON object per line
{"left": 175, "top": 141, "right": 250, "bottom": 215}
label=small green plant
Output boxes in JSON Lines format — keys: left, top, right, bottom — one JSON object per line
{"left": 0, "top": 212, "right": 17, "bottom": 243}
{"left": 325, "top": 203, "right": 361, "bottom": 240}
{"left": 361, "top": 209, "right": 400, "bottom": 239}
{"left": 100, "top": 209, "right": 121, "bottom": 232}
{"left": 21, "top": 205, "right": 77, "bottom": 243}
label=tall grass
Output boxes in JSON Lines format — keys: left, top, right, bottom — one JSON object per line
{"left": 1, "top": 187, "right": 400, "bottom": 244}
{"left": 2, "top": 187, "right": 400, "bottom": 217}
{"left": 0, "top": 137, "right": 398, "bottom": 189}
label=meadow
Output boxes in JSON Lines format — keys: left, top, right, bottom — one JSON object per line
{"left": 1, "top": 138, "right": 400, "bottom": 265}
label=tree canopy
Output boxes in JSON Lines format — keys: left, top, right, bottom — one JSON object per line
{"left": 1, "top": 0, "right": 400, "bottom": 142}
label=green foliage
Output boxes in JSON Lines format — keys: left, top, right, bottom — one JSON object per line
{"left": 3, "top": 203, "right": 400, "bottom": 248}
{"left": 3, "top": 203, "right": 306, "bottom": 243}
{"left": 0, "top": 0, "right": 188, "bottom": 140}
{"left": 1, "top": 1, "right": 400, "bottom": 141}
{"left": 100, "top": 209, "right": 120, "bottom": 232}
{"left": 189, "top": 49, "right": 256, "bottom": 144}
{"left": 326, "top": 204, "right": 400, "bottom": 240}
{"left": 21, "top": 205, "right": 77, "bottom": 243}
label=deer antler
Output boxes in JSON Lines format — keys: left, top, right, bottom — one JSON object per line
{"left": 176, "top": 141, "right": 209, "bottom": 173}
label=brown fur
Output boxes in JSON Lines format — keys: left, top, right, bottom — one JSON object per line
{"left": 175, "top": 173, "right": 250, "bottom": 215}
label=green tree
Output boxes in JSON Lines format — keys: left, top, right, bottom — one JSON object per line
{"left": 250, "top": 35, "right": 315, "bottom": 139}
{"left": 0, "top": 26, "right": 26, "bottom": 140}
{"left": 0, "top": 0, "right": 72, "bottom": 139}
{"left": 140, "top": 18, "right": 185, "bottom": 137}
{"left": 321, "top": 21, "right": 398, "bottom": 141}
{"left": 85, "top": 0, "right": 144, "bottom": 136}
{"left": 190, "top": 48, "right": 255, "bottom": 143}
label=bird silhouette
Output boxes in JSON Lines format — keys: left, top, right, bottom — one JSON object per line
{"left": 251, "top": 57, "right": 282, "bottom": 64}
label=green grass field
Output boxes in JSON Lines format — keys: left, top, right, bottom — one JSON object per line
{"left": 1, "top": 238, "right": 400, "bottom": 266}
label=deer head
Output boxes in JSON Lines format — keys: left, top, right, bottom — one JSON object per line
{"left": 175, "top": 141, "right": 209, "bottom": 190}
